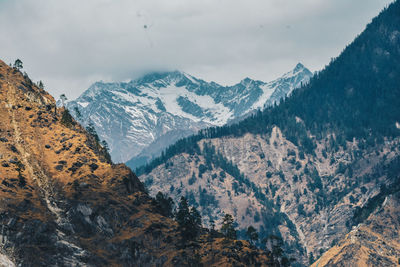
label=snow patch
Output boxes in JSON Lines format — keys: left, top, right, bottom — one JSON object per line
{"left": 77, "top": 102, "right": 89, "bottom": 108}
{"left": 250, "top": 83, "right": 276, "bottom": 110}
{"left": 0, "top": 253, "right": 15, "bottom": 267}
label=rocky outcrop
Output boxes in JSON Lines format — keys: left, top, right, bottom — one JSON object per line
{"left": 311, "top": 192, "right": 400, "bottom": 267}
{"left": 141, "top": 127, "right": 400, "bottom": 265}
{"left": 0, "top": 60, "right": 271, "bottom": 266}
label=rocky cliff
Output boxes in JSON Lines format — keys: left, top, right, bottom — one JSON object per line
{"left": 138, "top": 1, "right": 400, "bottom": 266}
{"left": 0, "top": 60, "right": 271, "bottom": 266}
{"left": 140, "top": 127, "right": 400, "bottom": 265}
{"left": 311, "top": 191, "right": 400, "bottom": 266}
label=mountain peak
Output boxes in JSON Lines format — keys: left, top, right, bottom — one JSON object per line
{"left": 134, "top": 70, "right": 185, "bottom": 85}
{"left": 294, "top": 62, "right": 306, "bottom": 71}
{"left": 0, "top": 58, "right": 271, "bottom": 266}
{"left": 278, "top": 62, "right": 312, "bottom": 80}
{"left": 240, "top": 77, "right": 255, "bottom": 85}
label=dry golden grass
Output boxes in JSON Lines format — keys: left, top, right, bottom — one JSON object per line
{"left": 0, "top": 59, "right": 271, "bottom": 266}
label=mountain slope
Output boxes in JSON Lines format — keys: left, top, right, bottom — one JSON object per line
{"left": 312, "top": 191, "right": 400, "bottom": 267}
{"left": 67, "top": 65, "right": 312, "bottom": 164}
{"left": 138, "top": 1, "right": 400, "bottom": 266}
{"left": 0, "top": 60, "right": 271, "bottom": 266}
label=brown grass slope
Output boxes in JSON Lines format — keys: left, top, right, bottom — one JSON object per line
{"left": 311, "top": 192, "right": 400, "bottom": 267}
{"left": 0, "top": 60, "right": 271, "bottom": 266}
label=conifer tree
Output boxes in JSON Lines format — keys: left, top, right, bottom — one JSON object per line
{"left": 13, "top": 59, "right": 23, "bottom": 70}
{"left": 74, "top": 106, "right": 82, "bottom": 120}
{"left": 176, "top": 197, "right": 202, "bottom": 243}
{"left": 246, "top": 225, "right": 259, "bottom": 245}
{"left": 154, "top": 191, "right": 174, "bottom": 218}
{"left": 220, "top": 213, "right": 236, "bottom": 239}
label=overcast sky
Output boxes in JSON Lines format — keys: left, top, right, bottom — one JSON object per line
{"left": 0, "top": 0, "right": 394, "bottom": 99}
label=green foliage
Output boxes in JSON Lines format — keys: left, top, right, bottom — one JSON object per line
{"left": 309, "top": 253, "right": 315, "bottom": 265}
{"left": 86, "top": 121, "right": 100, "bottom": 142}
{"left": 60, "top": 94, "right": 67, "bottom": 106}
{"left": 13, "top": 59, "right": 23, "bottom": 70}
{"left": 101, "top": 140, "right": 109, "bottom": 152}
{"left": 246, "top": 225, "right": 259, "bottom": 245}
{"left": 198, "top": 164, "right": 207, "bottom": 178}
{"left": 188, "top": 172, "right": 196, "bottom": 185}
{"left": 220, "top": 213, "right": 237, "bottom": 239}
{"left": 85, "top": 120, "right": 112, "bottom": 163}
{"left": 297, "top": 204, "right": 306, "bottom": 217}
{"left": 176, "top": 197, "right": 202, "bottom": 243}
{"left": 351, "top": 156, "right": 400, "bottom": 226}
{"left": 74, "top": 106, "right": 82, "bottom": 120}
{"left": 199, "top": 187, "right": 217, "bottom": 208}
{"left": 18, "top": 173, "right": 26, "bottom": 188}
{"left": 37, "top": 80, "right": 44, "bottom": 89}
{"left": 153, "top": 192, "right": 174, "bottom": 218}
{"left": 263, "top": 235, "right": 294, "bottom": 266}
{"left": 60, "top": 109, "right": 75, "bottom": 128}
{"left": 139, "top": 1, "right": 400, "bottom": 178}
{"left": 308, "top": 168, "right": 323, "bottom": 192}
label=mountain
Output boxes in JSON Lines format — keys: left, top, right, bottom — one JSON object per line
{"left": 67, "top": 64, "right": 312, "bottom": 165}
{"left": 137, "top": 1, "right": 400, "bottom": 266}
{"left": 0, "top": 60, "right": 272, "bottom": 266}
{"left": 311, "top": 191, "right": 400, "bottom": 266}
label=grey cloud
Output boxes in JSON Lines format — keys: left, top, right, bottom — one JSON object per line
{"left": 0, "top": 0, "right": 393, "bottom": 99}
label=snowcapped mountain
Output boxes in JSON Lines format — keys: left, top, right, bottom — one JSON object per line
{"left": 67, "top": 63, "right": 312, "bottom": 164}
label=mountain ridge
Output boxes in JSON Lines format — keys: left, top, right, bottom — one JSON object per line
{"left": 67, "top": 64, "right": 312, "bottom": 165}
{"left": 0, "top": 59, "right": 272, "bottom": 266}
{"left": 138, "top": 1, "right": 400, "bottom": 266}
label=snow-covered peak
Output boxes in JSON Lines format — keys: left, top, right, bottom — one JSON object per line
{"left": 68, "top": 65, "right": 312, "bottom": 164}
{"left": 282, "top": 63, "right": 312, "bottom": 79}
{"left": 294, "top": 62, "right": 306, "bottom": 71}
{"left": 131, "top": 70, "right": 202, "bottom": 89}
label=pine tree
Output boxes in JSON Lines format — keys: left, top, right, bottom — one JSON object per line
{"left": 220, "top": 213, "right": 236, "bottom": 239}
{"left": 37, "top": 80, "right": 44, "bottom": 89}
{"left": 86, "top": 120, "right": 100, "bottom": 142}
{"left": 189, "top": 206, "right": 202, "bottom": 235}
{"left": 13, "top": 59, "right": 23, "bottom": 70}
{"left": 154, "top": 191, "right": 174, "bottom": 218}
{"left": 246, "top": 225, "right": 259, "bottom": 245}
{"left": 60, "top": 94, "right": 67, "bottom": 107}
{"left": 176, "top": 197, "right": 201, "bottom": 243}
{"left": 60, "top": 109, "right": 74, "bottom": 127}
{"left": 74, "top": 106, "right": 82, "bottom": 120}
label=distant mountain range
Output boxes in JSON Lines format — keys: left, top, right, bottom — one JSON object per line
{"left": 137, "top": 1, "right": 400, "bottom": 266}
{"left": 0, "top": 60, "right": 270, "bottom": 266}
{"left": 67, "top": 64, "right": 312, "bottom": 166}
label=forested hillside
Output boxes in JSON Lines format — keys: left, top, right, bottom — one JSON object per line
{"left": 138, "top": 1, "right": 400, "bottom": 176}
{"left": 138, "top": 2, "right": 400, "bottom": 266}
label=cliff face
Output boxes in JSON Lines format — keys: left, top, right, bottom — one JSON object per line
{"left": 311, "top": 192, "right": 400, "bottom": 267}
{"left": 139, "top": 2, "right": 400, "bottom": 265}
{"left": 141, "top": 127, "right": 400, "bottom": 265}
{"left": 0, "top": 61, "right": 270, "bottom": 266}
